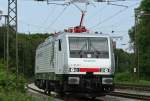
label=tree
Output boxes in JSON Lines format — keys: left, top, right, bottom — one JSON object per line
{"left": 128, "top": 0, "right": 150, "bottom": 80}
{"left": 114, "top": 49, "right": 134, "bottom": 73}
{"left": 0, "top": 25, "right": 49, "bottom": 78}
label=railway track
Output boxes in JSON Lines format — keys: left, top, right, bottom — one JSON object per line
{"left": 108, "top": 91, "right": 150, "bottom": 100}
{"left": 27, "top": 86, "right": 101, "bottom": 101}
{"left": 27, "top": 86, "right": 48, "bottom": 95}
{"left": 115, "top": 83, "right": 150, "bottom": 91}
{"left": 27, "top": 85, "right": 150, "bottom": 101}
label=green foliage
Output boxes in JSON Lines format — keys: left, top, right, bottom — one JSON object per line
{"left": 140, "top": 0, "right": 150, "bottom": 11}
{"left": 0, "top": 26, "right": 7, "bottom": 58}
{"left": 115, "top": 72, "right": 150, "bottom": 86}
{"left": 0, "top": 62, "right": 39, "bottom": 101}
{"left": 114, "top": 49, "right": 134, "bottom": 73}
{"left": 17, "top": 33, "right": 49, "bottom": 78}
{"left": 115, "top": 72, "right": 132, "bottom": 82}
{"left": 128, "top": 26, "right": 135, "bottom": 43}
{"left": 0, "top": 91, "right": 37, "bottom": 101}
{"left": 0, "top": 28, "right": 51, "bottom": 100}
{"left": 0, "top": 63, "right": 26, "bottom": 92}
{"left": 128, "top": 0, "right": 150, "bottom": 80}
{"left": 0, "top": 25, "right": 49, "bottom": 78}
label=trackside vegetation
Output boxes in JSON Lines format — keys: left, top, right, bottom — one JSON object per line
{"left": 115, "top": 0, "right": 150, "bottom": 83}
{"left": 128, "top": 0, "right": 150, "bottom": 80}
{"left": 115, "top": 72, "right": 150, "bottom": 86}
{"left": 0, "top": 62, "right": 39, "bottom": 101}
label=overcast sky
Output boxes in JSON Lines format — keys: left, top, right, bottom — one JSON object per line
{"left": 0, "top": 0, "right": 142, "bottom": 52}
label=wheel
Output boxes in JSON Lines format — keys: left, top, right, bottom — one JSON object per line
{"left": 59, "top": 84, "right": 65, "bottom": 97}
{"left": 48, "top": 90, "right": 51, "bottom": 95}
{"left": 46, "top": 80, "right": 52, "bottom": 95}
{"left": 44, "top": 89, "right": 47, "bottom": 94}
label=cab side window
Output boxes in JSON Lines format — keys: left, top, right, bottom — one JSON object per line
{"left": 59, "top": 39, "right": 62, "bottom": 51}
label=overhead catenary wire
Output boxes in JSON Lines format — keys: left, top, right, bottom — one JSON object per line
{"left": 98, "top": 0, "right": 141, "bottom": 2}
{"left": 44, "top": 6, "right": 68, "bottom": 32}
{"left": 93, "top": 4, "right": 137, "bottom": 33}
{"left": 95, "top": 15, "right": 135, "bottom": 33}
{"left": 89, "top": 8, "right": 127, "bottom": 29}
{"left": 19, "top": 20, "right": 45, "bottom": 28}
{"left": 18, "top": 20, "right": 50, "bottom": 33}
{"left": 89, "top": 2, "right": 140, "bottom": 29}
{"left": 41, "top": 5, "right": 56, "bottom": 27}
{"left": 86, "top": 0, "right": 134, "bottom": 23}
{"left": 87, "top": 5, "right": 108, "bottom": 22}
{"left": 86, "top": 5, "right": 108, "bottom": 26}
{"left": 18, "top": 0, "right": 142, "bottom": 33}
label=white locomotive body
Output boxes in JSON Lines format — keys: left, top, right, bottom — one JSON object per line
{"left": 35, "top": 32, "right": 115, "bottom": 97}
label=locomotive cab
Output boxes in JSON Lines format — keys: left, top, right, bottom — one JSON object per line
{"left": 55, "top": 32, "right": 115, "bottom": 94}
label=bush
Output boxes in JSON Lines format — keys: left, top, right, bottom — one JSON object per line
{"left": 0, "top": 62, "right": 40, "bottom": 101}
{"left": 0, "top": 91, "right": 37, "bottom": 101}
{"left": 0, "top": 63, "right": 26, "bottom": 92}
{"left": 115, "top": 72, "right": 133, "bottom": 82}
{"left": 115, "top": 72, "right": 150, "bottom": 86}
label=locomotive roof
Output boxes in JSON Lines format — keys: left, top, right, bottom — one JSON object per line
{"left": 37, "top": 32, "right": 111, "bottom": 49}
{"left": 64, "top": 32, "right": 110, "bottom": 37}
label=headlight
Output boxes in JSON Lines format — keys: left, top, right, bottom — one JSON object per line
{"left": 102, "top": 77, "right": 113, "bottom": 85}
{"left": 69, "top": 68, "right": 79, "bottom": 72}
{"left": 101, "top": 68, "right": 110, "bottom": 72}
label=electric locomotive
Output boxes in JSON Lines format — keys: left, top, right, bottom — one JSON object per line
{"left": 34, "top": 25, "right": 115, "bottom": 98}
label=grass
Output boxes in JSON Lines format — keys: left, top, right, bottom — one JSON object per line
{"left": 115, "top": 80, "right": 150, "bottom": 86}
{"left": 0, "top": 89, "right": 54, "bottom": 101}
{"left": 0, "top": 90, "right": 37, "bottom": 101}
{"left": 114, "top": 72, "right": 150, "bottom": 86}
{"left": 0, "top": 62, "right": 48, "bottom": 101}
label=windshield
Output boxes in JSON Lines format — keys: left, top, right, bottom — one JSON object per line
{"left": 69, "top": 37, "right": 109, "bottom": 58}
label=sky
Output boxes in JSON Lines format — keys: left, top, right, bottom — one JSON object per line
{"left": 0, "top": 0, "right": 142, "bottom": 52}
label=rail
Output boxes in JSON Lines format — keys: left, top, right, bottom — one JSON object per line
{"left": 108, "top": 91, "right": 150, "bottom": 100}
{"left": 27, "top": 86, "right": 49, "bottom": 96}
{"left": 27, "top": 85, "right": 150, "bottom": 100}
{"left": 115, "top": 83, "right": 150, "bottom": 91}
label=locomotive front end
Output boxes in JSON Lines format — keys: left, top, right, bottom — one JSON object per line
{"left": 64, "top": 33, "right": 115, "bottom": 94}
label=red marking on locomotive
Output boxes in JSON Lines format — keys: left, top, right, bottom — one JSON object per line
{"left": 80, "top": 68, "right": 100, "bottom": 72}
